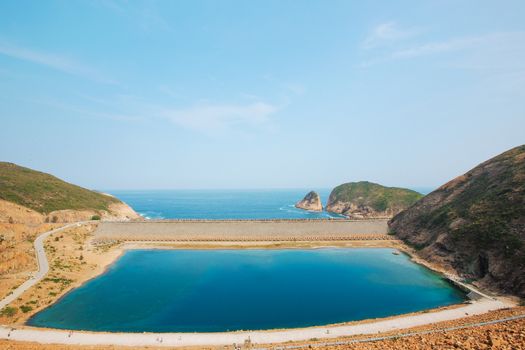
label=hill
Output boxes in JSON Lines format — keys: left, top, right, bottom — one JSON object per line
{"left": 0, "top": 162, "right": 140, "bottom": 222}
{"left": 389, "top": 145, "right": 525, "bottom": 297}
{"left": 326, "top": 181, "right": 422, "bottom": 219}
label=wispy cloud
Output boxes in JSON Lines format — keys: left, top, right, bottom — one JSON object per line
{"left": 363, "top": 22, "right": 419, "bottom": 49}
{"left": 93, "top": 0, "right": 172, "bottom": 32}
{"left": 391, "top": 35, "right": 490, "bottom": 59}
{"left": 0, "top": 40, "right": 115, "bottom": 84}
{"left": 58, "top": 93, "right": 281, "bottom": 135}
{"left": 361, "top": 31, "right": 525, "bottom": 70}
{"left": 159, "top": 102, "right": 278, "bottom": 133}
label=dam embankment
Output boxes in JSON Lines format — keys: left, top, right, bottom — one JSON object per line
{"left": 94, "top": 219, "right": 390, "bottom": 242}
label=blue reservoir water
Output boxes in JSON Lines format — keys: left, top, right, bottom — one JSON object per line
{"left": 106, "top": 189, "right": 347, "bottom": 219}
{"left": 28, "top": 249, "right": 465, "bottom": 332}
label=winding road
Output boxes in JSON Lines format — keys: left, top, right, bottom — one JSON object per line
{"left": 0, "top": 222, "right": 85, "bottom": 311}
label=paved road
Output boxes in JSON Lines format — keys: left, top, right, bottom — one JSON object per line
{"left": 0, "top": 298, "right": 513, "bottom": 347}
{"left": 0, "top": 222, "right": 86, "bottom": 310}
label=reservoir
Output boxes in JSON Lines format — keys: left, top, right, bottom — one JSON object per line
{"left": 28, "top": 248, "right": 465, "bottom": 332}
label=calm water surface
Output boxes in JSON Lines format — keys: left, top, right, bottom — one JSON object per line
{"left": 28, "top": 249, "right": 465, "bottom": 332}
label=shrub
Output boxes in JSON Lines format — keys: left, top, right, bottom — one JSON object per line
{"left": 91, "top": 215, "right": 101, "bottom": 220}
{"left": 20, "top": 305, "right": 33, "bottom": 313}
{"left": 0, "top": 306, "right": 17, "bottom": 317}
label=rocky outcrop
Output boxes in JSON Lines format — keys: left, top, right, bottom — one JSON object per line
{"left": 104, "top": 202, "right": 142, "bottom": 221}
{"left": 389, "top": 145, "right": 525, "bottom": 297}
{"left": 295, "top": 191, "right": 323, "bottom": 212}
{"left": 326, "top": 181, "right": 422, "bottom": 219}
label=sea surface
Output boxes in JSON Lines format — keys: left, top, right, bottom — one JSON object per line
{"left": 28, "top": 248, "right": 465, "bottom": 332}
{"left": 107, "top": 189, "right": 348, "bottom": 220}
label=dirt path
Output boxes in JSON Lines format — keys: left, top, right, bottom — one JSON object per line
{"left": 0, "top": 222, "right": 85, "bottom": 310}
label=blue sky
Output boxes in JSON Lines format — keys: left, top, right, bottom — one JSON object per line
{"left": 1, "top": 0, "right": 524, "bottom": 190}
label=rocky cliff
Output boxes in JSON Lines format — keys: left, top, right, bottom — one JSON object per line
{"left": 326, "top": 181, "right": 422, "bottom": 219}
{"left": 389, "top": 145, "right": 525, "bottom": 297}
{"left": 295, "top": 191, "right": 323, "bottom": 212}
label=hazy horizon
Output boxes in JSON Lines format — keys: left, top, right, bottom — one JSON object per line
{"left": 1, "top": 1, "right": 524, "bottom": 190}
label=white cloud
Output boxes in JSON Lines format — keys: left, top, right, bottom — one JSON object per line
{"left": 361, "top": 31, "right": 525, "bottom": 71}
{"left": 160, "top": 102, "right": 278, "bottom": 133}
{"left": 0, "top": 40, "right": 115, "bottom": 84}
{"left": 391, "top": 36, "right": 488, "bottom": 59}
{"left": 363, "top": 22, "right": 418, "bottom": 49}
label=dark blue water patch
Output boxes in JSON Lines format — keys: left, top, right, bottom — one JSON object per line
{"left": 104, "top": 189, "right": 346, "bottom": 220}
{"left": 27, "top": 249, "right": 465, "bottom": 332}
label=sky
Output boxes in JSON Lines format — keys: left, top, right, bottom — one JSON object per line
{"left": 1, "top": 0, "right": 524, "bottom": 190}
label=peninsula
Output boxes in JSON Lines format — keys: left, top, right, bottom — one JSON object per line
{"left": 325, "top": 181, "right": 422, "bottom": 219}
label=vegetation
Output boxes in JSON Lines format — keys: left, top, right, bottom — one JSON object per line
{"left": 329, "top": 181, "right": 423, "bottom": 212}
{"left": 0, "top": 306, "right": 17, "bottom": 317}
{"left": 19, "top": 305, "right": 33, "bottom": 313}
{"left": 0, "top": 162, "right": 120, "bottom": 214}
{"left": 390, "top": 145, "right": 525, "bottom": 296}
{"left": 91, "top": 215, "right": 101, "bottom": 220}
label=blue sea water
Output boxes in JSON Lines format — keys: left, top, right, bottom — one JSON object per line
{"left": 28, "top": 248, "right": 465, "bottom": 332}
{"left": 107, "top": 189, "right": 347, "bottom": 220}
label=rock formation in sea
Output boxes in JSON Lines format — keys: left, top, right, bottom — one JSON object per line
{"left": 389, "top": 144, "right": 525, "bottom": 297}
{"left": 325, "top": 181, "right": 422, "bottom": 219}
{"left": 295, "top": 191, "right": 323, "bottom": 212}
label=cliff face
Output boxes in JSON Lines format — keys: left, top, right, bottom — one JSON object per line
{"left": 295, "top": 191, "right": 323, "bottom": 212}
{"left": 326, "top": 181, "right": 422, "bottom": 219}
{"left": 389, "top": 145, "right": 525, "bottom": 297}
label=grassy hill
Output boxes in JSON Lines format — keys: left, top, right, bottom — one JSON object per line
{"left": 0, "top": 162, "right": 120, "bottom": 214}
{"left": 326, "top": 181, "right": 423, "bottom": 218}
{"left": 389, "top": 145, "right": 525, "bottom": 297}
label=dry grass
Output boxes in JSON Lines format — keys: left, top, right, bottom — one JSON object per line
{"left": 0, "top": 223, "right": 62, "bottom": 300}
{"left": 0, "top": 223, "right": 120, "bottom": 325}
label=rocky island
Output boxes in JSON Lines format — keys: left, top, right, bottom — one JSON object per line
{"left": 295, "top": 191, "right": 323, "bottom": 211}
{"left": 389, "top": 145, "right": 525, "bottom": 297}
{"left": 325, "top": 181, "right": 422, "bottom": 219}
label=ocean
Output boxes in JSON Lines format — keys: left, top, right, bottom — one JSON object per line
{"left": 106, "top": 189, "right": 348, "bottom": 220}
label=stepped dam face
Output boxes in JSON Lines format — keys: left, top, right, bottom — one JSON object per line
{"left": 94, "top": 219, "right": 390, "bottom": 242}
{"left": 27, "top": 248, "right": 466, "bottom": 332}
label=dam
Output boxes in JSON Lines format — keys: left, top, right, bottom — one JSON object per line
{"left": 94, "top": 219, "right": 390, "bottom": 242}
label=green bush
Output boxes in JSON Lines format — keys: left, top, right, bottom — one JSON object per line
{"left": 20, "top": 305, "right": 33, "bottom": 313}
{"left": 91, "top": 215, "right": 101, "bottom": 220}
{"left": 0, "top": 306, "right": 18, "bottom": 317}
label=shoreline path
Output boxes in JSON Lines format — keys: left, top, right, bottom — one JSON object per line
{"left": 0, "top": 221, "right": 515, "bottom": 347}
{"left": 0, "top": 222, "right": 85, "bottom": 311}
